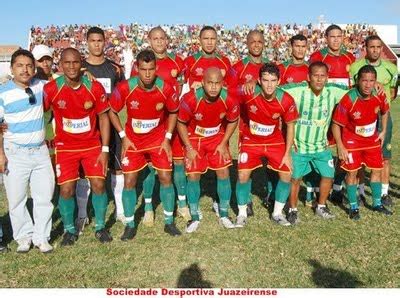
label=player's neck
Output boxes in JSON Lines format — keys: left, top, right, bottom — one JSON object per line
{"left": 367, "top": 57, "right": 381, "bottom": 66}
{"left": 309, "top": 84, "right": 323, "bottom": 96}
{"left": 155, "top": 52, "right": 167, "bottom": 59}
{"left": 249, "top": 54, "right": 262, "bottom": 64}
{"left": 262, "top": 90, "right": 276, "bottom": 101}
{"left": 328, "top": 47, "right": 341, "bottom": 56}
{"left": 65, "top": 76, "right": 82, "bottom": 89}
{"left": 13, "top": 79, "right": 31, "bottom": 89}
{"left": 358, "top": 88, "right": 371, "bottom": 99}
{"left": 87, "top": 54, "right": 106, "bottom": 65}
{"left": 204, "top": 94, "right": 218, "bottom": 103}
{"left": 292, "top": 57, "right": 305, "bottom": 65}
{"left": 138, "top": 79, "right": 156, "bottom": 91}
{"left": 201, "top": 50, "right": 215, "bottom": 58}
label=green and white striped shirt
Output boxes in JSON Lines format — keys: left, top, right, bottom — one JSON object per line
{"left": 281, "top": 82, "right": 348, "bottom": 154}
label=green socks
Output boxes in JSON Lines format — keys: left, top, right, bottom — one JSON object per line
{"left": 174, "top": 164, "right": 187, "bottom": 208}
{"left": 92, "top": 192, "right": 108, "bottom": 231}
{"left": 160, "top": 185, "right": 176, "bottom": 224}
{"left": 346, "top": 184, "right": 358, "bottom": 210}
{"left": 187, "top": 180, "right": 200, "bottom": 221}
{"left": 143, "top": 166, "right": 155, "bottom": 212}
{"left": 217, "top": 178, "right": 231, "bottom": 218}
{"left": 370, "top": 182, "right": 382, "bottom": 207}
{"left": 58, "top": 196, "right": 76, "bottom": 234}
{"left": 122, "top": 189, "right": 137, "bottom": 228}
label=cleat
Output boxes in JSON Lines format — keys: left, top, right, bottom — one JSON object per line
{"left": 272, "top": 214, "right": 291, "bottom": 226}
{"left": 177, "top": 206, "right": 192, "bottom": 221}
{"left": 35, "top": 241, "right": 53, "bottom": 253}
{"left": 235, "top": 215, "right": 247, "bottom": 228}
{"left": 349, "top": 208, "right": 361, "bottom": 220}
{"left": 246, "top": 201, "right": 254, "bottom": 217}
{"left": 143, "top": 211, "right": 155, "bottom": 227}
{"left": 75, "top": 217, "right": 89, "bottom": 236}
{"left": 16, "top": 238, "right": 31, "bottom": 253}
{"left": 381, "top": 195, "right": 393, "bottom": 207}
{"left": 330, "top": 190, "right": 343, "bottom": 205}
{"left": 315, "top": 206, "right": 336, "bottom": 219}
{"left": 95, "top": 228, "right": 113, "bottom": 243}
{"left": 287, "top": 210, "right": 300, "bottom": 225}
{"left": 219, "top": 217, "right": 235, "bottom": 229}
{"left": 372, "top": 205, "right": 393, "bottom": 216}
{"left": 120, "top": 226, "right": 137, "bottom": 241}
{"left": 60, "top": 232, "right": 78, "bottom": 247}
{"left": 164, "top": 223, "right": 182, "bottom": 237}
{"left": 185, "top": 220, "right": 200, "bottom": 233}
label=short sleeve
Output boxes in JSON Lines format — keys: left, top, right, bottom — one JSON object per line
{"left": 332, "top": 95, "right": 351, "bottom": 127}
{"left": 109, "top": 81, "right": 128, "bottom": 113}
{"left": 93, "top": 81, "right": 109, "bottom": 114}
{"left": 281, "top": 92, "right": 299, "bottom": 123}
{"left": 178, "top": 94, "right": 194, "bottom": 123}
{"left": 225, "top": 95, "right": 239, "bottom": 122}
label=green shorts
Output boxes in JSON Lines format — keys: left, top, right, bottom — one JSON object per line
{"left": 291, "top": 149, "right": 335, "bottom": 179}
{"left": 378, "top": 112, "right": 392, "bottom": 159}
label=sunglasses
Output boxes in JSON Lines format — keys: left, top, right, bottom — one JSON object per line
{"left": 25, "top": 87, "right": 37, "bottom": 105}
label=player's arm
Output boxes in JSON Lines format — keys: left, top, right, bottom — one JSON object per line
{"left": 279, "top": 94, "right": 298, "bottom": 170}
{"left": 376, "top": 96, "right": 389, "bottom": 145}
{"left": 332, "top": 122, "right": 349, "bottom": 162}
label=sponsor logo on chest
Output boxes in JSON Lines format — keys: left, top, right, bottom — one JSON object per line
{"left": 131, "top": 118, "right": 160, "bottom": 134}
{"left": 355, "top": 121, "right": 376, "bottom": 137}
{"left": 62, "top": 116, "right": 91, "bottom": 134}
{"left": 249, "top": 120, "right": 275, "bottom": 136}
{"left": 195, "top": 124, "right": 221, "bottom": 137}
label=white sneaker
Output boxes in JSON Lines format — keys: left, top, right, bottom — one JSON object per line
{"left": 235, "top": 215, "right": 247, "bottom": 228}
{"left": 219, "top": 217, "right": 235, "bottom": 229}
{"left": 185, "top": 220, "right": 200, "bottom": 233}
{"left": 17, "top": 238, "right": 32, "bottom": 253}
{"left": 116, "top": 213, "right": 127, "bottom": 225}
{"left": 36, "top": 241, "right": 53, "bottom": 254}
{"left": 272, "top": 214, "right": 291, "bottom": 226}
{"left": 212, "top": 201, "right": 220, "bottom": 217}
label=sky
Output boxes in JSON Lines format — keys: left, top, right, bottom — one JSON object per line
{"left": 0, "top": 0, "right": 399, "bottom": 47}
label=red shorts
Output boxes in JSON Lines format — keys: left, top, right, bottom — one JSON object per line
{"left": 341, "top": 146, "right": 383, "bottom": 171}
{"left": 171, "top": 132, "right": 184, "bottom": 160}
{"left": 55, "top": 146, "right": 104, "bottom": 185}
{"left": 184, "top": 135, "right": 232, "bottom": 174}
{"left": 237, "top": 143, "right": 290, "bottom": 172}
{"left": 122, "top": 146, "right": 172, "bottom": 173}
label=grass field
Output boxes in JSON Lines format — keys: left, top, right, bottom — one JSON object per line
{"left": 0, "top": 101, "right": 399, "bottom": 288}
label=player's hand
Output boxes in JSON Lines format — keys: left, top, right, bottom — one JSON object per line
{"left": 375, "top": 131, "right": 386, "bottom": 146}
{"left": 159, "top": 138, "right": 172, "bottom": 162}
{"left": 242, "top": 80, "right": 257, "bottom": 96}
{"left": 0, "top": 153, "right": 7, "bottom": 174}
{"left": 279, "top": 152, "right": 292, "bottom": 172}
{"left": 0, "top": 122, "right": 8, "bottom": 134}
{"left": 186, "top": 147, "right": 200, "bottom": 169}
{"left": 190, "top": 81, "right": 202, "bottom": 90}
{"left": 121, "top": 137, "right": 136, "bottom": 159}
{"left": 374, "top": 82, "right": 384, "bottom": 95}
{"left": 213, "top": 143, "right": 230, "bottom": 164}
{"left": 96, "top": 152, "right": 109, "bottom": 176}
{"left": 337, "top": 144, "right": 349, "bottom": 163}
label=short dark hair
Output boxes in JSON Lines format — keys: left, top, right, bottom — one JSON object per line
{"left": 308, "top": 61, "right": 328, "bottom": 75}
{"left": 357, "top": 65, "right": 377, "bottom": 80}
{"left": 259, "top": 63, "right": 280, "bottom": 79}
{"left": 199, "top": 25, "right": 217, "bottom": 37}
{"left": 87, "top": 26, "right": 105, "bottom": 40}
{"left": 290, "top": 34, "right": 307, "bottom": 46}
{"left": 325, "top": 24, "right": 342, "bottom": 37}
{"left": 365, "top": 35, "right": 382, "bottom": 47}
{"left": 11, "top": 49, "right": 35, "bottom": 66}
{"left": 136, "top": 49, "right": 156, "bottom": 64}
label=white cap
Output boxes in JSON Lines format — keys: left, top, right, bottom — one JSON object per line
{"left": 32, "top": 44, "right": 53, "bottom": 60}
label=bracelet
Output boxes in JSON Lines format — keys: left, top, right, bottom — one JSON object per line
{"left": 165, "top": 132, "right": 172, "bottom": 140}
{"left": 118, "top": 130, "right": 126, "bottom": 138}
{"left": 102, "top": 146, "right": 109, "bottom": 153}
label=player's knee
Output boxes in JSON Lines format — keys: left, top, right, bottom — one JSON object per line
{"left": 216, "top": 168, "right": 229, "bottom": 180}
{"left": 91, "top": 179, "right": 105, "bottom": 195}
{"left": 346, "top": 171, "right": 358, "bottom": 184}
{"left": 238, "top": 171, "right": 250, "bottom": 184}
{"left": 370, "top": 170, "right": 382, "bottom": 182}
{"left": 158, "top": 171, "right": 172, "bottom": 186}
{"left": 60, "top": 185, "right": 75, "bottom": 198}
{"left": 124, "top": 175, "right": 137, "bottom": 189}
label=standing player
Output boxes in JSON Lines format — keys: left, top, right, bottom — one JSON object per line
{"left": 332, "top": 65, "right": 392, "bottom": 219}
{"left": 75, "top": 27, "right": 126, "bottom": 233}
{"left": 131, "top": 26, "right": 190, "bottom": 226}
{"left": 282, "top": 62, "right": 348, "bottom": 224}
{"left": 109, "top": 50, "right": 181, "bottom": 239}
{"left": 350, "top": 35, "right": 398, "bottom": 206}
{"left": 44, "top": 48, "right": 112, "bottom": 245}
{"left": 177, "top": 67, "right": 239, "bottom": 233}
{"left": 235, "top": 64, "right": 298, "bottom": 227}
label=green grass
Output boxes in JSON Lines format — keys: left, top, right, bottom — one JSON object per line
{"left": 1, "top": 102, "right": 400, "bottom": 288}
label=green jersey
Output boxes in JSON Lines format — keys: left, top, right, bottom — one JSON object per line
{"left": 350, "top": 58, "right": 398, "bottom": 102}
{"left": 282, "top": 82, "right": 348, "bottom": 154}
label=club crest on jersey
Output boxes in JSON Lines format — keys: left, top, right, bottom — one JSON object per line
{"left": 250, "top": 105, "right": 258, "bottom": 114}
{"left": 374, "top": 107, "right": 380, "bottom": 114}
{"left": 84, "top": 101, "right": 93, "bottom": 110}
{"left": 195, "top": 68, "right": 203, "bottom": 76}
{"left": 130, "top": 100, "right": 139, "bottom": 109}
{"left": 353, "top": 111, "right": 361, "bottom": 119}
{"left": 58, "top": 100, "right": 66, "bottom": 109}
{"left": 156, "top": 102, "right": 164, "bottom": 111}
{"left": 220, "top": 113, "right": 226, "bottom": 119}
{"left": 195, "top": 113, "right": 203, "bottom": 121}
{"left": 272, "top": 113, "right": 280, "bottom": 119}
{"left": 171, "top": 69, "right": 178, "bottom": 78}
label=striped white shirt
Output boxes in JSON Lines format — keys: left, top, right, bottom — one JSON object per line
{"left": 0, "top": 79, "right": 46, "bottom": 147}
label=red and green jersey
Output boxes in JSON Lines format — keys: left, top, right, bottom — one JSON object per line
{"left": 240, "top": 86, "right": 298, "bottom": 145}
{"left": 183, "top": 51, "right": 231, "bottom": 86}
{"left": 310, "top": 47, "right": 355, "bottom": 87}
{"left": 277, "top": 60, "right": 309, "bottom": 85}
{"left": 333, "top": 88, "right": 389, "bottom": 150}
{"left": 178, "top": 87, "right": 239, "bottom": 139}
{"left": 110, "top": 76, "right": 179, "bottom": 150}
{"left": 130, "top": 53, "right": 184, "bottom": 91}
{"left": 227, "top": 56, "right": 269, "bottom": 89}
{"left": 43, "top": 75, "right": 108, "bottom": 150}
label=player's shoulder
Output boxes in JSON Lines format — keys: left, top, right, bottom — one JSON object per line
{"left": 283, "top": 81, "right": 308, "bottom": 90}
{"left": 381, "top": 59, "right": 398, "bottom": 73}
{"left": 310, "top": 49, "right": 325, "bottom": 60}
{"left": 0, "top": 79, "right": 15, "bottom": 94}
{"left": 325, "top": 82, "right": 348, "bottom": 90}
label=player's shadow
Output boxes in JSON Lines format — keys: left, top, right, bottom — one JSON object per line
{"left": 177, "top": 263, "right": 213, "bottom": 288}
{"left": 309, "top": 259, "right": 364, "bottom": 288}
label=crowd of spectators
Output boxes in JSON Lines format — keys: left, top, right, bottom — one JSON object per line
{"left": 29, "top": 23, "right": 377, "bottom": 71}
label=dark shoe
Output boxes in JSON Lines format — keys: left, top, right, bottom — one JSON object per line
{"left": 358, "top": 194, "right": 367, "bottom": 207}
{"left": 349, "top": 208, "right": 361, "bottom": 220}
{"left": 246, "top": 201, "right": 254, "bottom": 217}
{"left": 164, "top": 223, "right": 182, "bottom": 237}
{"left": 95, "top": 228, "right": 113, "bottom": 243}
{"left": 372, "top": 205, "right": 393, "bottom": 216}
{"left": 287, "top": 210, "right": 300, "bottom": 225}
{"left": 60, "top": 232, "right": 78, "bottom": 247}
{"left": 120, "top": 226, "right": 137, "bottom": 241}
{"left": 381, "top": 195, "right": 393, "bottom": 207}
{"left": 330, "top": 190, "right": 343, "bottom": 205}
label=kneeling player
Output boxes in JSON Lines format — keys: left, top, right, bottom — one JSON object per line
{"left": 236, "top": 63, "right": 298, "bottom": 227}
{"left": 332, "top": 65, "right": 392, "bottom": 219}
{"left": 177, "top": 67, "right": 239, "bottom": 233}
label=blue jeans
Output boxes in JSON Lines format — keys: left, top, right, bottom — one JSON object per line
{"left": 3, "top": 141, "right": 55, "bottom": 245}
